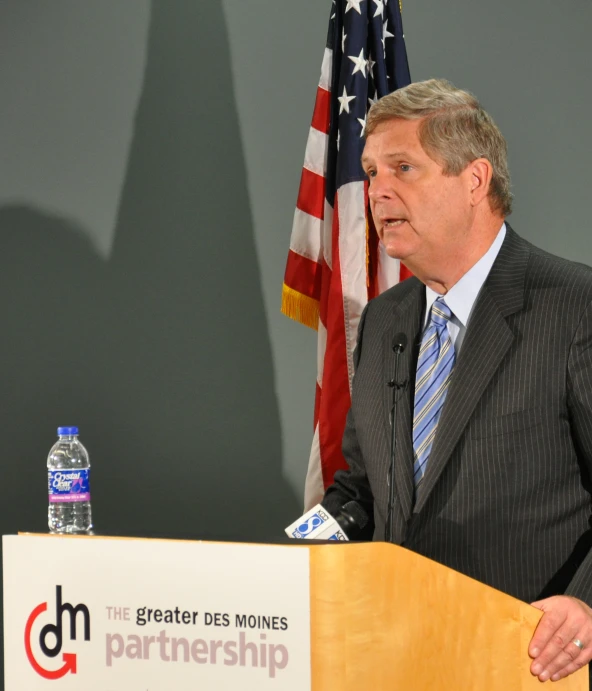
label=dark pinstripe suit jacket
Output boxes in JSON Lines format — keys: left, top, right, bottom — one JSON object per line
{"left": 323, "top": 225, "right": 592, "bottom": 607}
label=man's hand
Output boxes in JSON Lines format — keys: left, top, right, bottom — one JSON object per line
{"left": 529, "top": 595, "right": 592, "bottom": 682}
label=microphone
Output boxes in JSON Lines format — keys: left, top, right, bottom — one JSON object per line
{"left": 386, "top": 332, "right": 407, "bottom": 543}
{"left": 392, "top": 332, "right": 408, "bottom": 354}
{"left": 335, "top": 501, "right": 369, "bottom": 538}
{"left": 285, "top": 501, "right": 369, "bottom": 541}
{"left": 387, "top": 332, "right": 408, "bottom": 388}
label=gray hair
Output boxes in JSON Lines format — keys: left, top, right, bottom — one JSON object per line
{"left": 366, "top": 79, "right": 512, "bottom": 216}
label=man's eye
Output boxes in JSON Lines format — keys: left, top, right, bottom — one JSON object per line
{"left": 400, "top": 164, "right": 411, "bottom": 172}
{"left": 366, "top": 170, "right": 376, "bottom": 178}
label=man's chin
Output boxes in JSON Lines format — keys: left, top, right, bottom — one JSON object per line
{"left": 382, "top": 243, "right": 410, "bottom": 261}
{"left": 380, "top": 231, "right": 416, "bottom": 260}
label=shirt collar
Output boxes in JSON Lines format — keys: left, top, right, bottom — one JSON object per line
{"left": 425, "top": 222, "right": 506, "bottom": 328}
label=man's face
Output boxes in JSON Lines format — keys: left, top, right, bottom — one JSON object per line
{"left": 362, "top": 118, "right": 475, "bottom": 275}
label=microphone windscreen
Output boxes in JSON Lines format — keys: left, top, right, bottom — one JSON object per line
{"left": 392, "top": 332, "right": 407, "bottom": 353}
{"left": 342, "top": 500, "right": 369, "bottom": 530}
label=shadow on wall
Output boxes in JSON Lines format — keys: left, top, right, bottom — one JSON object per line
{"left": 0, "top": 0, "right": 297, "bottom": 550}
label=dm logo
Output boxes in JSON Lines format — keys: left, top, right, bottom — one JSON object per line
{"left": 25, "top": 585, "right": 91, "bottom": 680}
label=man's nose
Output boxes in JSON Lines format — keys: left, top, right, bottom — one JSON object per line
{"left": 368, "top": 171, "right": 396, "bottom": 201}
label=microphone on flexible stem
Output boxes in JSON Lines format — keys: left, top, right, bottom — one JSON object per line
{"left": 385, "top": 332, "right": 407, "bottom": 543}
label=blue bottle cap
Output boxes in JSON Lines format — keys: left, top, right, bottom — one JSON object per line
{"left": 57, "top": 426, "right": 79, "bottom": 436}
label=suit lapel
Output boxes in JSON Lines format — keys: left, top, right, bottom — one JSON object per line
{"left": 413, "top": 226, "right": 530, "bottom": 514}
{"left": 382, "top": 279, "right": 424, "bottom": 522}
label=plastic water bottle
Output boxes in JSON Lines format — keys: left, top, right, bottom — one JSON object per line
{"left": 47, "top": 426, "right": 93, "bottom": 533}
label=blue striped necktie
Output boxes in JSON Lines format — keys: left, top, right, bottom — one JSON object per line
{"left": 413, "top": 297, "right": 456, "bottom": 487}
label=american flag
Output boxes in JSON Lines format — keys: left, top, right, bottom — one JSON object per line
{"left": 282, "top": 0, "right": 411, "bottom": 508}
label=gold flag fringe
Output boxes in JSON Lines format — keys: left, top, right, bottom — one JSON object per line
{"left": 281, "top": 283, "right": 320, "bottom": 331}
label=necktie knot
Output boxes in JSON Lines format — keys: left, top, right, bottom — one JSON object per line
{"left": 430, "top": 297, "right": 452, "bottom": 328}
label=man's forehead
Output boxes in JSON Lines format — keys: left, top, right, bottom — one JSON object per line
{"left": 361, "top": 137, "right": 418, "bottom": 164}
{"left": 362, "top": 119, "right": 421, "bottom": 155}
{"left": 361, "top": 120, "right": 444, "bottom": 169}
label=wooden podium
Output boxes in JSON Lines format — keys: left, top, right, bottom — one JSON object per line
{"left": 309, "top": 541, "right": 589, "bottom": 690}
{"left": 3, "top": 535, "right": 589, "bottom": 690}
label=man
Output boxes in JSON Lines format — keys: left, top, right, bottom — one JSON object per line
{"left": 322, "top": 79, "right": 592, "bottom": 684}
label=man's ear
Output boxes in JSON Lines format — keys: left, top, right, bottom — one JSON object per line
{"left": 469, "top": 158, "right": 493, "bottom": 206}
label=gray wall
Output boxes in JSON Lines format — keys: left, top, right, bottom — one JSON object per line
{"left": 0, "top": 0, "right": 590, "bottom": 683}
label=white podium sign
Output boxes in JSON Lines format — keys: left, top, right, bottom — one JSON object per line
{"left": 3, "top": 534, "right": 311, "bottom": 690}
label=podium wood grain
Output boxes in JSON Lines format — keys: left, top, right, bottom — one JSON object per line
{"left": 309, "top": 542, "right": 588, "bottom": 690}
